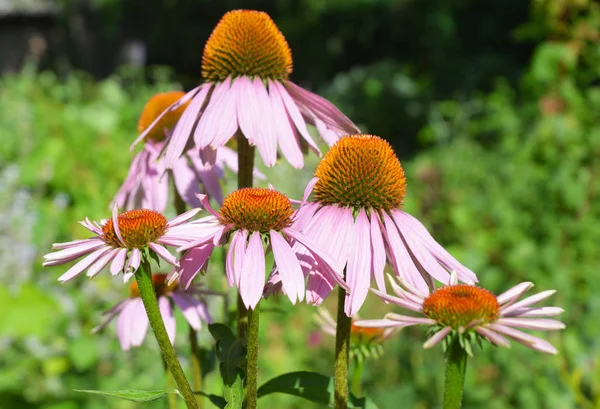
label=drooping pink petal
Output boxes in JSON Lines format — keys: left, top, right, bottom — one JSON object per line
{"left": 80, "top": 217, "right": 103, "bottom": 235}
{"left": 194, "top": 80, "right": 230, "bottom": 148}
{"left": 423, "top": 327, "right": 452, "bottom": 349}
{"left": 353, "top": 319, "right": 406, "bottom": 329}
{"left": 111, "top": 204, "right": 126, "bottom": 248}
{"left": 175, "top": 244, "right": 215, "bottom": 289}
{"left": 164, "top": 85, "right": 210, "bottom": 168}
{"left": 209, "top": 78, "right": 240, "bottom": 149}
{"left": 116, "top": 300, "right": 137, "bottom": 351}
{"left": 131, "top": 86, "right": 202, "bottom": 150}
{"left": 292, "top": 202, "right": 318, "bottom": 231}
{"left": 236, "top": 76, "right": 260, "bottom": 145}
{"left": 268, "top": 79, "right": 303, "bottom": 168}
{"left": 274, "top": 81, "right": 320, "bottom": 155}
{"left": 167, "top": 208, "right": 202, "bottom": 228}
{"left": 344, "top": 209, "right": 372, "bottom": 316}
{"left": 369, "top": 288, "right": 423, "bottom": 312}
{"left": 130, "top": 299, "right": 150, "bottom": 347}
{"left": 270, "top": 230, "right": 305, "bottom": 304}
{"left": 487, "top": 323, "right": 559, "bottom": 354}
{"left": 188, "top": 153, "right": 224, "bottom": 204}
{"left": 110, "top": 248, "right": 128, "bottom": 276}
{"left": 496, "top": 282, "right": 535, "bottom": 306}
{"left": 233, "top": 230, "right": 248, "bottom": 287}
{"left": 170, "top": 292, "right": 202, "bottom": 330}
{"left": 474, "top": 326, "right": 511, "bottom": 347}
{"left": 58, "top": 247, "right": 111, "bottom": 282}
{"left": 369, "top": 210, "right": 387, "bottom": 293}
{"left": 92, "top": 300, "right": 128, "bottom": 334}
{"left": 381, "top": 212, "right": 427, "bottom": 293}
{"left": 124, "top": 248, "right": 141, "bottom": 275}
{"left": 385, "top": 313, "right": 436, "bottom": 325}
{"left": 239, "top": 231, "right": 266, "bottom": 309}
{"left": 226, "top": 230, "right": 242, "bottom": 286}
{"left": 171, "top": 159, "right": 203, "bottom": 208}
{"left": 254, "top": 80, "right": 277, "bottom": 166}
{"left": 148, "top": 243, "right": 178, "bottom": 266}
{"left": 159, "top": 296, "right": 176, "bottom": 344}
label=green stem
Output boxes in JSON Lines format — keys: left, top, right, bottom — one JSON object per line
{"left": 135, "top": 260, "right": 198, "bottom": 409}
{"left": 443, "top": 337, "right": 468, "bottom": 409}
{"left": 236, "top": 131, "right": 255, "bottom": 341}
{"left": 242, "top": 302, "right": 260, "bottom": 409}
{"left": 350, "top": 358, "right": 365, "bottom": 398}
{"left": 334, "top": 288, "right": 351, "bottom": 409}
{"left": 189, "top": 325, "right": 204, "bottom": 408}
{"left": 165, "top": 362, "right": 179, "bottom": 409}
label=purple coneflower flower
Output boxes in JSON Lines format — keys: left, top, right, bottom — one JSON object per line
{"left": 92, "top": 273, "right": 214, "bottom": 351}
{"left": 43, "top": 206, "right": 203, "bottom": 283}
{"left": 167, "top": 189, "right": 348, "bottom": 310}
{"left": 269, "top": 134, "right": 478, "bottom": 316}
{"left": 115, "top": 91, "right": 264, "bottom": 212}
{"left": 132, "top": 10, "right": 359, "bottom": 169}
{"left": 355, "top": 272, "right": 565, "bottom": 354}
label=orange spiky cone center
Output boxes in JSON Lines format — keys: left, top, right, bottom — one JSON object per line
{"left": 313, "top": 135, "right": 407, "bottom": 211}
{"left": 129, "top": 273, "right": 178, "bottom": 298}
{"left": 137, "top": 91, "right": 189, "bottom": 142}
{"left": 422, "top": 285, "right": 500, "bottom": 329}
{"left": 102, "top": 209, "right": 168, "bottom": 249}
{"left": 219, "top": 188, "right": 294, "bottom": 233}
{"left": 202, "top": 9, "right": 293, "bottom": 81}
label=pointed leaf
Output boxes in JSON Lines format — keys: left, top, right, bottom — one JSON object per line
{"left": 74, "top": 389, "right": 180, "bottom": 403}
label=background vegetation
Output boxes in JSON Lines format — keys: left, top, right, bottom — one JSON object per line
{"left": 1, "top": 0, "right": 599, "bottom": 408}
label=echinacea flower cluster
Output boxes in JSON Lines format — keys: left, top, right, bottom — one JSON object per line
{"left": 132, "top": 10, "right": 359, "bottom": 169}
{"left": 168, "top": 189, "right": 347, "bottom": 309}
{"left": 269, "top": 134, "right": 478, "bottom": 316}
{"left": 356, "top": 272, "right": 565, "bottom": 354}
{"left": 93, "top": 273, "right": 214, "bottom": 350}
{"left": 43, "top": 206, "right": 203, "bottom": 283}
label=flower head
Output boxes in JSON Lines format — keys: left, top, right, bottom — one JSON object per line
{"left": 355, "top": 273, "right": 565, "bottom": 355}
{"left": 116, "top": 92, "right": 265, "bottom": 212}
{"left": 92, "top": 273, "right": 214, "bottom": 350}
{"left": 167, "top": 189, "right": 347, "bottom": 310}
{"left": 43, "top": 205, "right": 203, "bottom": 283}
{"left": 269, "top": 134, "right": 478, "bottom": 316}
{"left": 131, "top": 9, "right": 359, "bottom": 170}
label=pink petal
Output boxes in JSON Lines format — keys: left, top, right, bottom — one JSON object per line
{"left": 268, "top": 80, "right": 303, "bottom": 168}
{"left": 170, "top": 292, "right": 202, "bottom": 330}
{"left": 176, "top": 244, "right": 215, "bottom": 289}
{"left": 165, "top": 85, "right": 210, "bottom": 168}
{"left": 167, "top": 208, "right": 202, "bottom": 228}
{"left": 194, "top": 80, "right": 229, "bottom": 148}
{"left": 274, "top": 81, "right": 320, "bottom": 155}
{"left": 43, "top": 239, "right": 106, "bottom": 266}
{"left": 487, "top": 323, "right": 559, "bottom": 354}
{"left": 353, "top": 319, "right": 406, "bottom": 329}
{"left": 110, "top": 248, "right": 128, "bottom": 276}
{"left": 344, "top": 209, "right": 372, "bottom": 316}
{"left": 91, "top": 300, "right": 127, "bottom": 334}
{"left": 385, "top": 313, "right": 436, "bottom": 325}
{"left": 474, "top": 326, "right": 511, "bottom": 347}
{"left": 423, "top": 327, "right": 452, "bottom": 349}
{"left": 233, "top": 230, "right": 248, "bottom": 287}
{"left": 148, "top": 242, "right": 178, "bottom": 266}
{"left": 254, "top": 80, "right": 277, "bottom": 166}
{"left": 500, "top": 290, "right": 557, "bottom": 315}
{"left": 369, "top": 210, "right": 387, "bottom": 293}
{"left": 159, "top": 296, "right": 176, "bottom": 344}
{"left": 496, "top": 282, "right": 535, "bottom": 306}
{"left": 116, "top": 300, "right": 137, "bottom": 351}
{"left": 130, "top": 299, "right": 150, "bottom": 347}
{"left": 171, "top": 159, "right": 202, "bottom": 208}
{"left": 370, "top": 288, "right": 423, "bottom": 312}
{"left": 496, "top": 317, "right": 565, "bottom": 331}
{"left": 125, "top": 248, "right": 141, "bottom": 274}
{"left": 58, "top": 247, "right": 111, "bottom": 282}
{"left": 506, "top": 307, "right": 564, "bottom": 318}
{"left": 131, "top": 86, "right": 202, "bottom": 150}
{"left": 270, "top": 230, "right": 305, "bottom": 304}
{"left": 239, "top": 231, "right": 266, "bottom": 309}
{"left": 209, "top": 78, "right": 240, "bottom": 149}
{"left": 236, "top": 76, "right": 260, "bottom": 145}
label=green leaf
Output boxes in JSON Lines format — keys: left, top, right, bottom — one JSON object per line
{"left": 194, "top": 392, "right": 227, "bottom": 409}
{"left": 257, "top": 371, "right": 379, "bottom": 409}
{"left": 208, "top": 324, "right": 245, "bottom": 409}
{"left": 74, "top": 389, "right": 180, "bottom": 403}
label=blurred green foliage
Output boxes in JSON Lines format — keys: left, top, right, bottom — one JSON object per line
{"left": 2, "top": 0, "right": 600, "bottom": 408}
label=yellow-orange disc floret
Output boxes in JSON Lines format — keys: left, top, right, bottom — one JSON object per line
{"left": 219, "top": 188, "right": 294, "bottom": 233}
{"left": 313, "top": 135, "right": 407, "bottom": 211}
{"left": 202, "top": 10, "right": 293, "bottom": 81}
{"left": 102, "top": 209, "right": 168, "bottom": 249}
{"left": 129, "top": 273, "right": 177, "bottom": 298}
{"left": 422, "top": 285, "right": 500, "bottom": 329}
{"left": 137, "top": 91, "right": 188, "bottom": 142}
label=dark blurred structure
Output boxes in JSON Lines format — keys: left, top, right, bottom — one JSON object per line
{"left": 0, "top": 0, "right": 535, "bottom": 153}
